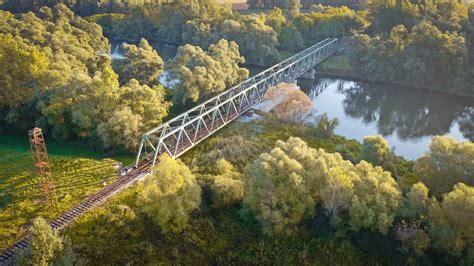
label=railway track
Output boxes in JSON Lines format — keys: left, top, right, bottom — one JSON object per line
{"left": 0, "top": 102, "right": 244, "bottom": 265}
{"left": 0, "top": 39, "right": 338, "bottom": 264}
{"left": 0, "top": 157, "right": 152, "bottom": 265}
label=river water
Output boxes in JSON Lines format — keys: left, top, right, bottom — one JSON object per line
{"left": 111, "top": 42, "right": 474, "bottom": 160}
{"left": 298, "top": 78, "right": 473, "bottom": 160}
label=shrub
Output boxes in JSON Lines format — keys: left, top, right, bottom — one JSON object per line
{"left": 136, "top": 155, "right": 201, "bottom": 233}
{"left": 209, "top": 159, "right": 244, "bottom": 209}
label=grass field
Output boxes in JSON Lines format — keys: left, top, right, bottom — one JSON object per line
{"left": 0, "top": 135, "right": 135, "bottom": 250}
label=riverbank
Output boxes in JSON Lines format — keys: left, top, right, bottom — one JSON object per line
{"left": 316, "top": 55, "right": 474, "bottom": 98}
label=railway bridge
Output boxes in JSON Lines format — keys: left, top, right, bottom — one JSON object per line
{"left": 0, "top": 38, "right": 338, "bottom": 265}
{"left": 134, "top": 38, "right": 339, "bottom": 168}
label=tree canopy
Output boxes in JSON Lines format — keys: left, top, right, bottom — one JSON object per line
{"left": 136, "top": 154, "right": 202, "bottom": 233}
{"left": 243, "top": 137, "right": 402, "bottom": 236}
{"left": 115, "top": 38, "right": 164, "bottom": 86}
{"left": 167, "top": 39, "right": 248, "bottom": 105}
{"left": 26, "top": 217, "right": 65, "bottom": 266}
{"left": 0, "top": 5, "right": 171, "bottom": 150}
{"left": 428, "top": 183, "right": 474, "bottom": 257}
{"left": 415, "top": 136, "right": 474, "bottom": 197}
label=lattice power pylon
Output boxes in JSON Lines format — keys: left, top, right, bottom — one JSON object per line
{"left": 28, "top": 127, "right": 54, "bottom": 205}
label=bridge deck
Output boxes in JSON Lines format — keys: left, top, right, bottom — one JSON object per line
{"left": 0, "top": 38, "right": 338, "bottom": 265}
{"left": 136, "top": 38, "right": 339, "bottom": 167}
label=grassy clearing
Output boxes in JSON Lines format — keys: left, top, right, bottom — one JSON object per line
{"left": 0, "top": 135, "right": 134, "bottom": 249}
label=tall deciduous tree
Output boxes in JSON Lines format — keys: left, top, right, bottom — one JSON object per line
{"left": 415, "top": 136, "right": 474, "bottom": 197}
{"left": 0, "top": 34, "right": 48, "bottom": 109}
{"left": 136, "top": 155, "right": 201, "bottom": 233}
{"left": 243, "top": 137, "right": 402, "bottom": 236}
{"left": 349, "top": 161, "right": 402, "bottom": 234}
{"left": 27, "top": 217, "right": 64, "bottom": 266}
{"left": 428, "top": 183, "right": 474, "bottom": 257}
{"left": 243, "top": 141, "right": 315, "bottom": 236}
{"left": 401, "top": 182, "right": 431, "bottom": 219}
{"left": 116, "top": 38, "right": 164, "bottom": 85}
{"left": 167, "top": 39, "right": 248, "bottom": 105}
{"left": 209, "top": 159, "right": 245, "bottom": 209}
{"left": 357, "top": 135, "right": 390, "bottom": 166}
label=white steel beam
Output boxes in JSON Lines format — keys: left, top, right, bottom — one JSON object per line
{"left": 136, "top": 38, "right": 339, "bottom": 167}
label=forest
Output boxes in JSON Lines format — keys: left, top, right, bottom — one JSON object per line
{"left": 0, "top": 0, "right": 473, "bottom": 265}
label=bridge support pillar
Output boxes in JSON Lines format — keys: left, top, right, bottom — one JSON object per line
{"left": 301, "top": 68, "right": 316, "bottom": 80}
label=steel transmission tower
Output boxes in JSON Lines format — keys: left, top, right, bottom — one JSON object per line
{"left": 28, "top": 127, "right": 54, "bottom": 205}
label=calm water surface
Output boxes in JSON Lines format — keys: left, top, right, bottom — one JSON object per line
{"left": 298, "top": 78, "right": 474, "bottom": 160}
{"left": 111, "top": 42, "right": 473, "bottom": 160}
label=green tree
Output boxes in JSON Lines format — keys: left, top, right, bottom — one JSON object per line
{"left": 42, "top": 62, "right": 170, "bottom": 150}
{"left": 357, "top": 135, "right": 390, "bottom": 166}
{"left": 167, "top": 39, "right": 248, "bottom": 104}
{"left": 293, "top": 6, "right": 365, "bottom": 46}
{"left": 287, "top": 0, "right": 301, "bottom": 19}
{"left": 217, "top": 17, "right": 281, "bottom": 65}
{"left": 136, "top": 154, "right": 201, "bottom": 233}
{"left": 415, "top": 136, "right": 474, "bottom": 197}
{"left": 116, "top": 38, "right": 164, "bottom": 85}
{"left": 349, "top": 161, "right": 402, "bottom": 234}
{"left": 264, "top": 8, "right": 286, "bottom": 33}
{"left": 428, "top": 183, "right": 474, "bottom": 257}
{"left": 0, "top": 34, "right": 48, "bottom": 109}
{"left": 278, "top": 25, "right": 305, "bottom": 52}
{"left": 26, "top": 217, "right": 64, "bottom": 266}
{"left": 320, "top": 167, "right": 355, "bottom": 216}
{"left": 117, "top": 79, "right": 171, "bottom": 130}
{"left": 41, "top": 62, "right": 120, "bottom": 141}
{"left": 401, "top": 182, "right": 430, "bottom": 219}
{"left": 97, "top": 107, "right": 143, "bottom": 151}
{"left": 273, "top": 137, "right": 356, "bottom": 214}
{"left": 243, "top": 142, "right": 315, "bottom": 236}
{"left": 209, "top": 159, "right": 245, "bottom": 209}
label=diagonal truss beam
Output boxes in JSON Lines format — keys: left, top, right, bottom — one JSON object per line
{"left": 136, "top": 38, "right": 339, "bottom": 167}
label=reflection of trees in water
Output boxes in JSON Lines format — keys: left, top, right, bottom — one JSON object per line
{"left": 457, "top": 107, "right": 474, "bottom": 141}
{"left": 299, "top": 78, "right": 352, "bottom": 98}
{"left": 341, "top": 83, "right": 474, "bottom": 140}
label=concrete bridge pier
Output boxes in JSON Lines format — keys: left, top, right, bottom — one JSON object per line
{"left": 300, "top": 68, "right": 316, "bottom": 79}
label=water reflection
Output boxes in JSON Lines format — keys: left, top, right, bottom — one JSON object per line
{"left": 299, "top": 78, "right": 474, "bottom": 159}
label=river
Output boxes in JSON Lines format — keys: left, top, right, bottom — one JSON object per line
{"left": 298, "top": 78, "right": 473, "bottom": 160}
{"left": 111, "top": 42, "right": 474, "bottom": 160}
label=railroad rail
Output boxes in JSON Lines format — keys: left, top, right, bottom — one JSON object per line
{"left": 135, "top": 38, "right": 339, "bottom": 167}
{"left": 0, "top": 159, "right": 152, "bottom": 264}
{"left": 0, "top": 38, "right": 338, "bottom": 265}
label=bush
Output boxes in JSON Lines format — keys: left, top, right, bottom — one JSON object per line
{"left": 136, "top": 155, "right": 201, "bottom": 233}
{"left": 209, "top": 159, "right": 244, "bottom": 209}
{"left": 242, "top": 139, "right": 315, "bottom": 236}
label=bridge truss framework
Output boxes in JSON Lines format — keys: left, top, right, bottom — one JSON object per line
{"left": 135, "top": 38, "right": 339, "bottom": 168}
{"left": 0, "top": 38, "right": 338, "bottom": 264}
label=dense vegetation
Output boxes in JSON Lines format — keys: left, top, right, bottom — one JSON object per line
{"left": 0, "top": 1, "right": 365, "bottom": 151}
{"left": 15, "top": 117, "right": 471, "bottom": 264}
{"left": 0, "top": 1, "right": 473, "bottom": 265}
{"left": 349, "top": 0, "right": 474, "bottom": 95}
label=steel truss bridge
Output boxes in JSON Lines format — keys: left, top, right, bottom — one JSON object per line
{"left": 0, "top": 38, "right": 338, "bottom": 265}
{"left": 135, "top": 38, "right": 339, "bottom": 167}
